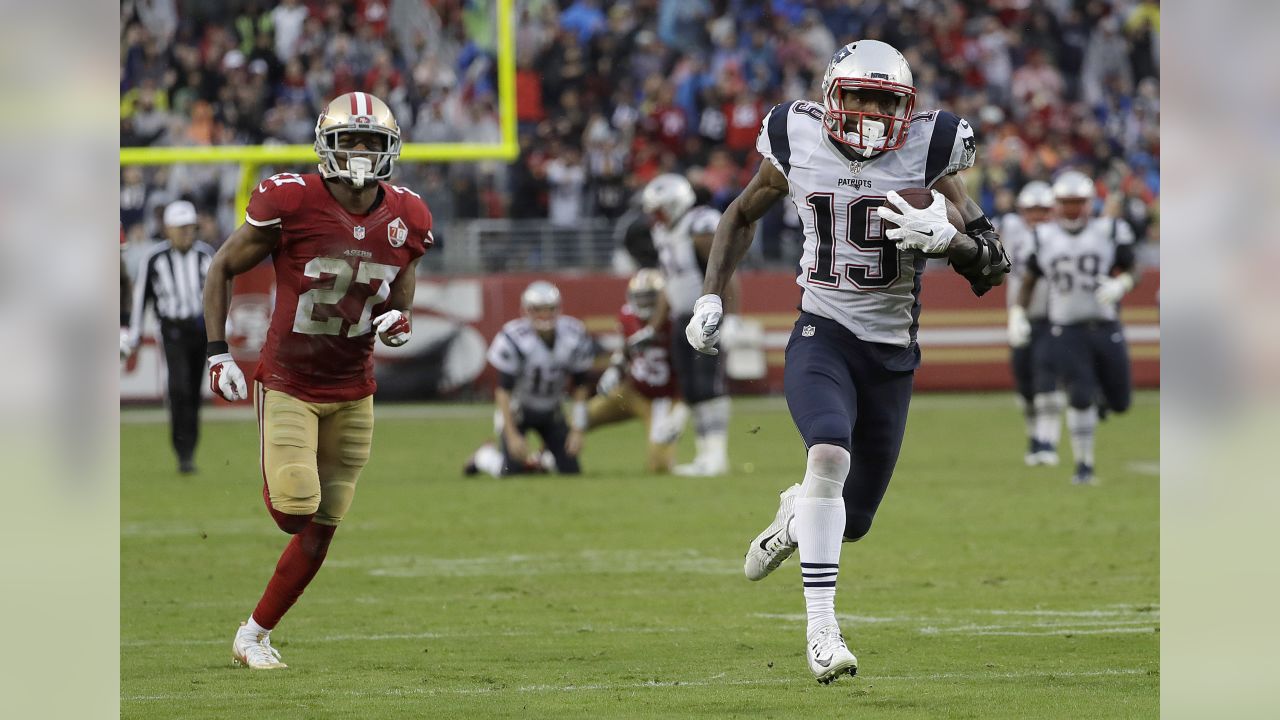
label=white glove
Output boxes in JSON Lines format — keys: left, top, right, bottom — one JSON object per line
{"left": 1007, "top": 306, "right": 1032, "bottom": 348}
{"left": 685, "top": 294, "right": 723, "bottom": 356}
{"left": 597, "top": 365, "right": 622, "bottom": 396}
{"left": 119, "top": 330, "right": 134, "bottom": 361}
{"left": 1094, "top": 274, "right": 1134, "bottom": 306}
{"left": 876, "top": 190, "right": 957, "bottom": 254}
{"left": 373, "top": 309, "right": 412, "bottom": 347}
{"left": 208, "top": 353, "right": 248, "bottom": 401}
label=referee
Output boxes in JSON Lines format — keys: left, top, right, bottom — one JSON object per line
{"left": 121, "top": 200, "right": 215, "bottom": 474}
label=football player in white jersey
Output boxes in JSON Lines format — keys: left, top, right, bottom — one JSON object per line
{"left": 640, "top": 174, "right": 739, "bottom": 476}
{"left": 465, "top": 281, "right": 596, "bottom": 478}
{"left": 685, "top": 40, "right": 1010, "bottom": 683}
{"left": 1011, "top": 170, "right": 1136, "bottom": 485}
{"left": 1001, "top": 181, "right": 1067, "bottom": 465}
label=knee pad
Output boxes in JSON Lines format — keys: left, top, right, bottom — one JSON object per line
{"left": 270, "top": 462, "right": 322, "bottom": 516}
{"left": 843, "top": 511, "right": 874, "bottom": 542}
{"left": 805, "top": 412, "right": 851, "bottom": 449}
{"left": 802, "top": 443, "right": 851, "bottom": 499}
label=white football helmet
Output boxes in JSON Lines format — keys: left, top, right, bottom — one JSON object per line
{"left": 626, "top": 268, "right": 665, "bottom": 321}
{"left": 1052, "top": 170, "right": 1096, "bottom": 230}
{"left": 314, "top": 92, "right": 402, "bottom": 188}
{"left": 1016, "top": 181, "right": 1055, "bottom": 210}
{"left": 640, "top": 174, "right": 696, "bottom": 227}
{"left": 820, "top": 40, "right": 916, "bottom": 158}
{"left": 521, "top": 281, "right": 561, "bottom": 333}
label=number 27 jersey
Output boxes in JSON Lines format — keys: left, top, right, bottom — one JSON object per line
{"left": 246, "top": 172, "right": 433, "bottom": 403}
{"left": 757, "top": 101, "right": 976, "bottom": 348}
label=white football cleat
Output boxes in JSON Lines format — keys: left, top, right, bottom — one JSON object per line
{"left": 744, "top": 484, "right": 800, "bottom": 581}
{"left": 232, "top": 622, "right": 288, "bottom": 670}
{"left": 807, "top": 624, "right": 858, "bottom": 684}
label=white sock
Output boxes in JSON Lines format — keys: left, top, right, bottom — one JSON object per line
{"left": 474, "top": 443, "right": 505, "bottom": 477}
{"left": 1016, "top": 396, "right": 1035, "bottom": 440}
{"left": 244, "top": 616, "right": 270, "bottom": 635}
{"left": 1033, "top": 393, "right": 1061, "bottom": 448}
{"left": 1048, "top": 391, "right": 1067, "bottom": 447}
{"left": 795, "top": 444, "right": 850, "bottom": 637}
{"left": 1066, "top": 406, "right": 1097, "bottom": 467}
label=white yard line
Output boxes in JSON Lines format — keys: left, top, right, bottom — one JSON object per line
{"left": 121, "top": 667, "right": 1153, "bottom": 701}
{"left": 121, "top": 625, "right": 691, "bottom": 648}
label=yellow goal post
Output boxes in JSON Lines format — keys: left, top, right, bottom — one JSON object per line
{"left": 120, "top": 0, "right": 518, "bottom": 221}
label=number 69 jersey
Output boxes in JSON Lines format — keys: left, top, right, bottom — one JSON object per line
{"left": 757, "top": 101, "right": 977, "bottom": 348}
{"left": 1029, "top": 218, "right": 1136, "bottom": 326}
{"left": 246, "top": 172, "right": 433, "bottom": 403}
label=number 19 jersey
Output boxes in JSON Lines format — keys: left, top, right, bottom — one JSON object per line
{"left": 245, "top": 172, "right": 433, "bottom": 403}
{"left": 756, "top": 101, "right": 976, "bottom": 347}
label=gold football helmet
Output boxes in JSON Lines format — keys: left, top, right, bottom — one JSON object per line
{"left": 314, "top": 92, "right": 402, "bottom": 188}
{"left": 627, "top": 268, "right": 665, "bottom": 321}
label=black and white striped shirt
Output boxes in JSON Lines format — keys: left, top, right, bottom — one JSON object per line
{"left": 125, "top": 241, "right": 215, "bottom": 345}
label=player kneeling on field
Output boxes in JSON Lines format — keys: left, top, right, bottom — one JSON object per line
{"left": 586, "top": 269, "right": 689, "bottom": 472}
{"left": 465, "top": 281, "right": 596, "bottom": 477}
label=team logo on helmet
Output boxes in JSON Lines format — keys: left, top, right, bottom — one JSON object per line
{"left": 387, "top": 217, "right": 408, "bottom": 247}
{"left": 353, "top": 225, "right": 366, "bottom": 240}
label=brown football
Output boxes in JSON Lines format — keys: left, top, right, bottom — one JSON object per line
{"left": 881, "top": 187, "right": 966, "bottom": 235}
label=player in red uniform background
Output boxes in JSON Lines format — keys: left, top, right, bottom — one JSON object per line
{"left": 202, "top": 92, "right": 432, "bottom": 669}
{"left": 587, "top": 269, "right": 688, "bottom": 472}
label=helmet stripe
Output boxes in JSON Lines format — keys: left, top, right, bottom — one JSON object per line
{"left": 349, "top": 93, "right": 359, "bottom": 115}
{"left": 356, "top": 92, "right": 369, "bottom": 116}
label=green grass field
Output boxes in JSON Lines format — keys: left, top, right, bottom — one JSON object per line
{"left": 121, "top": 392, "right": 1158, "bottom": 719}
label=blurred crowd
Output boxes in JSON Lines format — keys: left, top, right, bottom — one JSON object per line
{"left": 121, "top": 0, "right": 1160, "bottom": 260}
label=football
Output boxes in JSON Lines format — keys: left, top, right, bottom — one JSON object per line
{"left": 881, "top": 187, "right": 966, "bottom": 235}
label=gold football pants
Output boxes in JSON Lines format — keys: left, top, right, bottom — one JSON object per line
{"left": 587, "top": 381, "right": 679, "bottom": 473}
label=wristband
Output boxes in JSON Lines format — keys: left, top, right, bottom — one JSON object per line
{"left": 571, "top": 400, "right": 589, "bottom": 431}
{"left": 206, "top": 340, "right": 229, "bottom": 358}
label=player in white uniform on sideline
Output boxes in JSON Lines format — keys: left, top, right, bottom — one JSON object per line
{"left": 1011, "top": 170, "right": 1136, "bottom": 485}
{"left": 639, "top": 175, "right": 738, "bottom": 476}
{"left": 684, "top": 40, "right": 1010, "bottom": 683}
{"left": 465, "top": 281, "right": 596, "bottom": 478}
{"left": 1001, "top": 181, "right": 1067, "bottom": 465}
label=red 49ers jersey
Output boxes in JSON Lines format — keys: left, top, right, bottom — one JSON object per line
{"left": 245, "top": 172, "right": 432, "bottom": 402}
{"left": 619, "top": 304, "right": 677, "bottom": 399}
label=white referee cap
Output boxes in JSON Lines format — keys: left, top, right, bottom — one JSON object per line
{"left": 164, "top": 200, "right": 198, "bottom": 227}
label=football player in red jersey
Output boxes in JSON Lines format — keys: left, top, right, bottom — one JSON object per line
{"left": 202, "top": 92, "right": 433, "bottom": 669}
{"left": 587, "top": 269, "right": 688, "bottom": 472}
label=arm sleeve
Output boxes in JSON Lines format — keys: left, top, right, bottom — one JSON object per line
{"left": 125, "top": 251, "right": 153, "bottom": 346}
{"left": 569, "top": 330, "right": 596, "bottom": 374}
{"left": 924, "top": 112, "right": 978, "bottom": 187}
{"left": 687, "top": 207, "right": 721, "bottom": 235}
{"left": 1025, "top": 227, "right": 1044, "bottom": 277}
{"left": 756, "top": 101, "right": 797, "bottom": 177}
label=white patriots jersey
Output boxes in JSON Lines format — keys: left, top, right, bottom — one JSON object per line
{"left": 757, "top": 101, "right": 977, "bottom": 346}
{"left": 487, "top": 315, "right": 595, "bottom": 413}
{"left": 1029, "top": 218, "right": 1135, "bottom": 325}
{"left": 653, "top": 205, "right": 720, "bottom": 317}
{"left": 998, "top": 212, "right": 1049, "bottom": 319}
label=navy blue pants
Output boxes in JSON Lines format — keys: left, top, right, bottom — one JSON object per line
{"left": 783, "top": 312, "right": 916, "bottom": 541}
{"left": 500, "top": 408, "right": 581, "bottom": 475}
{"left": 1051, "top": 320, "right": 1132, "bottom": 413}
{"left": 1010, "top": 319, "right": 1059, "bottom": 403}
{"left": 670, "top": 313, "right": 726, "bottom": 404}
